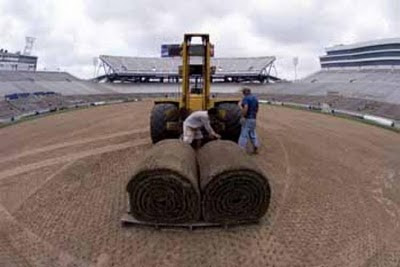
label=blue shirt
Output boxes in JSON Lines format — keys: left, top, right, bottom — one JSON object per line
{"left": 242, "top": 94, "right": 259, "bottom": 119}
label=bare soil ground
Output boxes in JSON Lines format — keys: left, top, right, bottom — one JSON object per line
{"left": 1, "top": 101, "right": 399, "bottom": 267}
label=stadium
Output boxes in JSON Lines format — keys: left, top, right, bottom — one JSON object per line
{"left": 1, "top": 39, "right": 400, "bottom": 125}
{"left": 1, "top": 36, "right": 400, "bottom": 267}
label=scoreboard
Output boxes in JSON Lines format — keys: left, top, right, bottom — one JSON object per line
{"left": 161, "top": 44, "right": 215, "bottom": 57}
{"left": 161, "top": 44, "right": 181, "bottom": 57}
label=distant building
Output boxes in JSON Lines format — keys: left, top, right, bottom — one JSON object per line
{"left": 0, "top": 50, "right": 37, "bottom": 71}
{"left": 320, "top": 38, "right": 400, "bottom": 69}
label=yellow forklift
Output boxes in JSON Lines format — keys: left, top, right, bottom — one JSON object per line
{"left": 150, "top": 34, "right": 241, "bottom": 143}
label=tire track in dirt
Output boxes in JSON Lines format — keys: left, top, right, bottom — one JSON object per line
{"left": 0, "top": 204, "right": 91, "bottom": 267}
{"left": 0, "top": 139, "right": 150, "bottom": 181}
{"left": 0, "top": 129, "right": 149, "bottom": 172}
{"left": 258, "top": 120, "right": 293, "bottom": 225}
{"left": 0, "top": 128, "right": 149, "bottom": 164}
{"left": 9, "top": 162, "right": 77, "bottom": 214}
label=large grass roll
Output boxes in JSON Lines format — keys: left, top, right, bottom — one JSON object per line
{"left": 198, "top": 140, "right": 271, "bottom": 224}
{"left": 126, "top": 140, "right": 201, "bottom": 223}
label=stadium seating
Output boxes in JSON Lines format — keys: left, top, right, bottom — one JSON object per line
{"left": 0, "top": 101, "right": 19, "bottom": 120}
{"left": 257, "top": 93, "right": 400, "bottom": 120}
{"left": 259, "top": 69, "right": 400, "bottom": 105}
{"left": 0, "top": 71, "right": 118, "bottom": 97}
{"left": 0, "top": 66, "right": 399, "bottom": 123}
{"left": 0, "top": 71, "right": 79, "bottom": 82}
{"left": 302, "top": 69, "right": 400, "bottom": 84}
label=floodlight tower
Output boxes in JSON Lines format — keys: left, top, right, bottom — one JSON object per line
{"left": 293, "top": 57, "right": 299, "bottom": 81}
{"left": 23, "top": 37, "right": 36, "bottom": 56}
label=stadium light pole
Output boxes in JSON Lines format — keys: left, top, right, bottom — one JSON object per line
{"left": 293, "top": 57, "right": 299, "bottom": 81}
{"left": 23, "top": 36, "right": 35, "bottom": 56}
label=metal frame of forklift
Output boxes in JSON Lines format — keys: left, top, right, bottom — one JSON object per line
{"left": 121, "top": 213, "right": 259, "bottom": 230}
{"left": 154, "top": 33, "right": 238, "bottom": 111}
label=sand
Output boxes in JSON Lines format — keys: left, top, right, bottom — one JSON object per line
{"left": 1, "top": 101, "right": 399, "bottom": 266}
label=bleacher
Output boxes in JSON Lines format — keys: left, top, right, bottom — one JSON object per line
{"left": 0, "top": 63, "right": 399, "bottom": 124}
{"left": 0, "top": 101, "right": 19, "bottom": 120}
{"left": 258, "top": 69, "right": 400, "bottom": 105}
{"left": 213, "top": 57, "right": 275, "bottom": 77}
{"left": 0, "top": 71, "right": 79, "bottom": 82}
{"left": 0, "top": 70, "right": 117, "bottom": 97}
{"left": 101, "top": 56, "right": 178, "bottom": 75}
{"left": 0, "top": 92, "right": 131, "bottom": 121}
{"left": 4, "top": 92, "right": 66, "bottom": 113}
{"left": 302, "top": 69, "right": 400, "bottom": 84}
{"left": 98, "top": 55, "right": 277, "bottom": 83}
{"left": 257, "top": 93, "right": 400, "bottom": 120}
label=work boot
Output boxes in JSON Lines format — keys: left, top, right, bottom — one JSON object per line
{"left": 253, "top": 147, "right": 259, "bottom": 155}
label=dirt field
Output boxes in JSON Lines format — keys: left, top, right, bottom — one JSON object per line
{"left": 1, "top": 101, "right": 400, "bottom": 267}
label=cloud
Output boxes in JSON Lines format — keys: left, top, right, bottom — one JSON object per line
{"left": 0, "top": 0, "right": 399, "bottom": 79}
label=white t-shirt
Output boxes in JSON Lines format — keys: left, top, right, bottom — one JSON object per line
{"left": 183, "top": 111, "right": 215, "bottom": 134}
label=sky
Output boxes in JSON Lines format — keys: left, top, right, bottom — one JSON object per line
{"left": 0, "top": 0, "right": 399, "bottom": 80}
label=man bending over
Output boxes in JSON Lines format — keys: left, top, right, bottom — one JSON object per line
{"left": 183, "top": 108, "right": 221, "bottom": 148}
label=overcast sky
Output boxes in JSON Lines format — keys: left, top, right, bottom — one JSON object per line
{"left": 0, "top": 0, "right": 399, "bottom": 80}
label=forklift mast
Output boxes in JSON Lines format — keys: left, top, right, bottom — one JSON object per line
{"left": 181, "top": 34, "right": 212, "bottom": 111}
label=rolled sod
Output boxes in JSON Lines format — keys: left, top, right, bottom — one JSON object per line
{"left": 126, "top": 140, "right": 201, "bottom": 223}
{"left": 198, "top": 140, "right": 271, "bottom": 224}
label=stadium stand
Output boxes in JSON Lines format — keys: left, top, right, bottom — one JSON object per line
{"left": 1, "top": 38, "right": 400, "bottom": 125}
{"left": 0, "top": 70, "right": 116, "bottom": 97}
{"left": 0, "top": 100, "right": 19, "bottom": 120}
{"left": 3, "top": 92, "right": 67, "bottom": 115}
{"left": 0, "top": 92, "right": 140, "bottom": 121}
{"left": 0, "top": 69, "right": 252, "bottom": 99}
{"left": 302, "top": 69, "right": 400, "bottom": 84}
{"left": 258, "top": 70, "right": 400, "bottom": 105}
{"left": 97, "top": 55, "right": 278, "bottom": 83}
{"left": 257, "top": 94, "right": 400, "bottom": 121}
{"left": 0, "top": 71, "right": 78, "bottom": 81}
{"left": 256, "top": 39, "right": 400, "bottom": 120}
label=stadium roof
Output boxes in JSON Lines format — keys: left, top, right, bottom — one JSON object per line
{"left": 326, "top": 38, "right": 400, "bottom": 52}
{"left": 99, "top": 55, "right": 276, "bottom": 76}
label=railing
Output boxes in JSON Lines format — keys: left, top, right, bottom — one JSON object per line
{"left": 260, "top": 99, "right": 398, "bottom": 129}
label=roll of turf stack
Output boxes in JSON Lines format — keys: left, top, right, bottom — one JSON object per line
{"left": 198, "top": 140, "right": 271, "bottom": 224}
{"left": 126, "top": 140, "right": 201, "bottom": 224}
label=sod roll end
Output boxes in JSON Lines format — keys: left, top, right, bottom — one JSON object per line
{"left": 126, "top": 140, "right": 201, "bottom": 224}
{"left": 198, "top": 140, "right": 271, "bottom": 224}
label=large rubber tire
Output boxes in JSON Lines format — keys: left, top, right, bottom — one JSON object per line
{"left": 216, "top": 103, "right": 242, "bottom": 142}
{"left": 150, "top": 103, "right": 180, "bottom": 144}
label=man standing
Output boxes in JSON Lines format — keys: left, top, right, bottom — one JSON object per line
{"left": 183, "top": 108, "right": 221, "bottom": 148}
{"left": 238, "top": 88, "right": 260, "bottom": 154}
